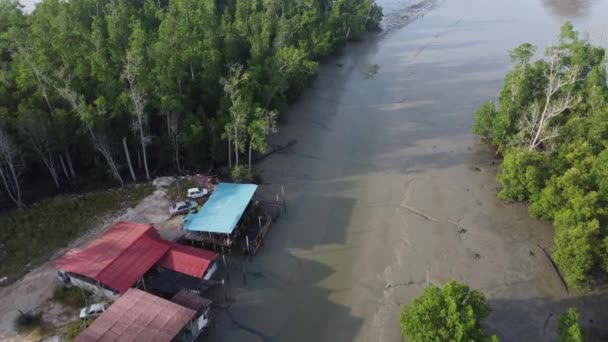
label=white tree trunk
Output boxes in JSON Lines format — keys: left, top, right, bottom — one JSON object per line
{"left": 139, "top": 118, "right": 150, "bottom": 180}
{"left": 228, "top": 136, "right": 232, "bottom": 168}
{"left": 166, "top": 112, "right": 181, "bottom": 173}
{"left": 124, "top": 54, "right": 150, "bottom": 180}
{"left": 65, "top": 148, "right": 76, "bottom": 178}
{"left": 0, "top": 130, "right": 23, "bottom": 207}
{"left": 123, "top": 137, "right": 137, "bottom": 182}
{"left": 234, "top": 126, "right": 239, "bottom": 167}
{"left": 248, "top": 137, "right": 253, "bottom": 172}
{"left": 89, "top": 129, "right": 124, "bottom": 187}
{"left": 59, "top": 154, "right": 69, "bottom": 180}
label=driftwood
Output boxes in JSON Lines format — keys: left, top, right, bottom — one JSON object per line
{"left": 254, "top": 140, "right": 297, "bottom": 163}
{"left": 537, "top": 243, "right": 569, "bottom": 294}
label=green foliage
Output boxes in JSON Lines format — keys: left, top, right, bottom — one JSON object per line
{"left": 230, "top": 165, "right": 258, "bottom": 183}
{"left": 497, "top": 149, "right": 548, "bottom": 201}
{"left": 63, "top": 319, "right": 93, "bottom": 341}
{"left": 553, "top": 220, "right": 600, "bottom": 288}
{"left": 0, "top": 183, "right": 152, "bottom": 279}
{"left": 52, "top": 286, "right": 87, "bottom": 309}
{"left": 400, "top": 280, "right": 498, "bottom": 342}
{"left": 472, "top": 101, "right": 496, "bottom": 139}
{"left": 474, "top": 23, "right": 608, "bottom": 289}
{"left": 591, "top": 149, "right": 608, "bottom": 199}
{"left": 558, "top": 308, "right": 584, "bottom": 342}
{"left": 0, "top": 0, "right": 383, "bottom": 204}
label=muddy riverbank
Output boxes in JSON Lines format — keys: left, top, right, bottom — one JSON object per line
{"left": 208, "top": 0, "right": 608, "bottom": 341}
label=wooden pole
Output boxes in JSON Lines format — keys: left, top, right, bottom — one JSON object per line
{"left": 258, "top": 216, "right": 262, "bottom": 230}
{"left": 426, "top": 269, "right": 429, "bottom": 287}
{"left": 282, "top": 185, "right": 286, "bottom": 212}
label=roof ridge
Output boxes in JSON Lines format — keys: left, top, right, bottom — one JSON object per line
{"left": 94, "top": 222, "right": 163, "bottom": 278}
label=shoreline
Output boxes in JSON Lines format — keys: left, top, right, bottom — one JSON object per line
{"left": 208, "top": 0, "right": 608, "bottom": 341}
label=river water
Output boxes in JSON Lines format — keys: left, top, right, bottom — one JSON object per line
{"left": 209, "top": 0, "right": 608, "bottom": 341}
{"left": 17, "top": 0, "right": 608, "bottom": 340}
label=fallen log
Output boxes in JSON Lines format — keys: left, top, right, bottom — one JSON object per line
{"left": 537, "top": 243, "right": 569, "bottom": 294}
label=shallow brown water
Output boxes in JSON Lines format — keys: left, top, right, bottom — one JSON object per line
{"left": 207, "top": 1, "right": 608, "bottom": 341}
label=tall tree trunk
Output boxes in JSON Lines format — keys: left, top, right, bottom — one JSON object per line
{"left": 5, "top": 162, "right": 23, "bottom": 207}
{"left": 175, "top": 145, "right": 181, "bottom": 174}
{"left": 228, "top": 136, "right": 232, "bottom": 168}
{"left": 248, "top": 137, "right": 253, "bottom": 172}
{"left": 89, "top": 129, "right": 124, "bottom": 187}
{"left": 139, "top": 120, "right": 150, "bottom": 180}
{"left": 65, "top": 148, "right": 76, "bottom": 178}
{"left": 123, "top": 137, "right": 137, "bottom": 182}
{"left": 59, "top": 154, "right": 69, "bottom": 180}
{"left": 137, "top": 148, "right": 142, "bottom": 169}
{"left": 42, "top": 155, "right": 59, "bottom": 188}
{"left": 234, "top": 127, "right": 239, "bottom": 167}
{"left": 0, "top": 166, "right": 22, "bottom": 207}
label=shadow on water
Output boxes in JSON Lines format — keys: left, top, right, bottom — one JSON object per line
{"left": 204, "top": 193, "right": 363, "bottom": 342}
{"left": 487, "top": 290, "right": 608, "bottom": 342}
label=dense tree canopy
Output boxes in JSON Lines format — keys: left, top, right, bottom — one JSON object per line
{"left": 400, "top": 280, "right": 499, "bottom": 342}
{"left": 472, "top": 23, "right": 608, "bottom": 289}
{"left": 0, "top": 0, "right": 382, "bottom": 205}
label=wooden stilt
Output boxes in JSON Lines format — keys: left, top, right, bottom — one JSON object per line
{"left": 282, "top": 185, "right": 286, "bottom": 212}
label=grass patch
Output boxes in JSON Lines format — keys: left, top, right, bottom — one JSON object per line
{"left": 167, "top": 177, "right": 198, "bottom": 201}
{"left": 63, "top": 319, "right": 93, "bottom": 340}
{"left": 0, "top": 183, "right": 153, "bottom": 281}
{"left": 52, "top": 286, "right": 87, "bottom": 309}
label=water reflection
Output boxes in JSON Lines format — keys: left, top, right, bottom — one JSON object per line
{"left": 542, "top": 0, "right": 597, "bottom": 18}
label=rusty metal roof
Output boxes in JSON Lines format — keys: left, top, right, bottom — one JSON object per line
{"left": 50, "top": 221, "right": 170, "bottom": 293}
{"left": 158, "top": 243, "right": 218, "bottom": 278}
{"left": 171, "top": 289, "right": 212, "bottom": 311}
{"left": 74, "top": 288, "right": 196, "bottom": 342}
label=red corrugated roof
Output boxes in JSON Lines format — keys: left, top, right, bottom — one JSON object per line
{"left": 51, "top": 221, "right": 170, "bottom": 293}
{"left": 158, "top": 243, "right": 218, "bottom": 278}
{"left": 74, "top": 288, "right": 196, "bottom": 342}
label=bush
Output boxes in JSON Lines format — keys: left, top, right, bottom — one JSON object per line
{"left": 14, "top": 310, "right": 43, "bottom": 333}
{"left": 166, "top": 177, "right": 199, "bottom": 201}
{"left": 229, "top": 166, "right": 260, "bottom": 183}
{"left": 64, "top": 319, "right": 93, "bottom": 340}
{"left": 497, "top": 149, "right": 548, "bottom": 202}
{"left": 400, "top": 280, "right": 498, "bottom": 342}
{"left": 53, "top": 286, "right": 87, "bottom": 309}
{"left": 472, "top": 101, "right": 497, "bottom": 140}
{"left": 558, "top": 308, "right": 584, "bottom": 342}
{"left": 553, "top": 220, "right": 601, "bottom": 289}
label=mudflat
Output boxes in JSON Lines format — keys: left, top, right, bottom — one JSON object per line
{"left": 210, "top": 0, "right": 608, "bottom": 341}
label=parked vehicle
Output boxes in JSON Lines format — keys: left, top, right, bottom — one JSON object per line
{"left": 57, "top": 270, "right": 73, "bottom": 288}
{"left": 169, "top": 200, "right": 198, "bottom": 215}
{"left": 79, "top": 303, "right": 107, "bottom": 320}
{"left": 187, "top": 187, "right": 209, "bottom": 199}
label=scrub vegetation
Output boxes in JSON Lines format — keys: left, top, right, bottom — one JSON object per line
{"left": 0, "top": 0, "right": 382, "bottom": 207}
{"left": 472, "top": 23, "right": 608, "bottom": 290}
{"left": 0, "top": 183, "right": 152, "bottom": 280}
{"left": 400, "top": 281, "right": 499, "bottom": 342}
